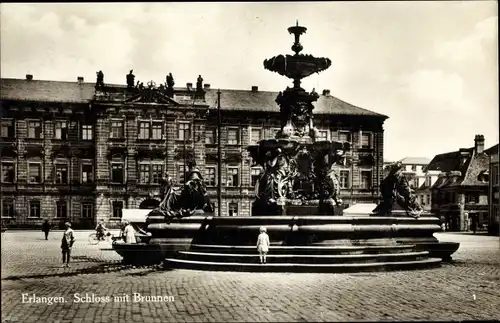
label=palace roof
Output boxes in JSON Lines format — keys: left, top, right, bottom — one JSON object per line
{"left": 0, "top": 78, "right": 387, "bottom": 118}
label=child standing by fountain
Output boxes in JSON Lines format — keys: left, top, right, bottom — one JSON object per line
{"left": 256, "top": 226, "right": 270, "bottom": 264}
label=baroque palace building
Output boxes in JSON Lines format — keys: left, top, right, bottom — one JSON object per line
{"left": 1, "top": 74, "right": 387, "bottom": 228}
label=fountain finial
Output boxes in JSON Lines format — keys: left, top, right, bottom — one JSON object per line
{"left": 288, "top": 22, "right": 307, "bottom": 55}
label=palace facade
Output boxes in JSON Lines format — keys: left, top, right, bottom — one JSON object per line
{"left": 1, "top": 75, "right": 387, "bottom": 228}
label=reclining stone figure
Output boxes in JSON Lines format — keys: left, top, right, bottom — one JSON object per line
{"left": 152, "top": 162, "right": 214, "bottom": 219}
{"left": 372, "top": 161, "right": 422, "bottom": 218}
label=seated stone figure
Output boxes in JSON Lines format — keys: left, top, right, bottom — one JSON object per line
{"left": 372, "top": 161, "right": 422, "bottom": 218}
{"left": 313, "top": 145, "right": 346, "bottom": 208}
{"left": 255, "top": 146, "right": 293, "bottom": 204}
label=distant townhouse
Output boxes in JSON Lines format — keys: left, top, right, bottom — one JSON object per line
{"left": 428, "top": 135, "right": 496, "bottom": 231}
{"left": 415, "top": 168, "right": 440, "bottom": 213}
{"left": 398, "top": 157, "right": 430, "bottom": 189}
{"left": 488, "top": 144, "right": 499, "bottom": 235}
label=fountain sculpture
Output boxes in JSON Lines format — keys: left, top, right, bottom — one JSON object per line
{"left": 249, "top": 21, "right": 349, "bottom": 216}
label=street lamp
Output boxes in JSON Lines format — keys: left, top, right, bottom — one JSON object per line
{"left": 217, "top": 89, "right": 222, "bottom": 217}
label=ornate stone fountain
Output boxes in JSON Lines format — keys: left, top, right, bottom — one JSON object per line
{"left": 112, "top": 22, "right": 459, "bottom": 271}
{"left": 248, "top": 21, "right": 350, "bottom": 216}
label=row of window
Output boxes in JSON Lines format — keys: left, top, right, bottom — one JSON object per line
{"left": 1, "top": 200, "right": 94, "bottom": 219}
{"left": 215, "top": 169, "right": 367, "bottom": 190}
{"left": 1, "top": 120, "right": 182, "bottom": 141}
{"left": 179, "top": 166, "right": 373, "bottom": 189}
{"left": 434, "top": 192, "right": 482, "bottom": 205}
{"left": 1, "top": 161, "right": 94, "bottom": 184}
{"left": 0, "top": 199, "right": 244, "bottom": 219}
{"left": 107, "top": 201, "right": 243, "bottom": 218}
{"left": 1, "top": 119, "right": 374, "bottom": 148}
{"left": 1, "top": 160, "right": 374, "bottom": 188}
{"left": 1, "top": 120, "right": 93, "bottom": 140}
{"left": 1, "top": 161, "right": 164, "bottom": 185}
{"left": 404, "top": 164, "right": 424, "bottom": 172}
{"left": 195, "top": 127, "right": 372, "bottom": 146}
{"left": 245, "top": 128, "right": 371, "bottom": 147}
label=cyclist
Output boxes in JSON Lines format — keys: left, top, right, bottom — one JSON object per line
{"left": 95, "top": 221, "right": 107, "bottom": 241}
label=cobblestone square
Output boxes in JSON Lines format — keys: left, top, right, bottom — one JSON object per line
{"left": 1, "top": 230, "right": 499, "bottom": 322}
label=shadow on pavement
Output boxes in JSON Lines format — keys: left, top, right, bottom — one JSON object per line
{"left": 72, "top": 255, "right": 112, "bottom": 263}
{"left": 442, "top": 259, "right": 500, "bottom": 267}
{"left": 2, "top": 261, "right": 169, "bottom": 281}
{"left": 123, "top": 268, "right": 165, "bottom": 276}
{"left": 441, "top": 231, "right": 496, "bottom": 236}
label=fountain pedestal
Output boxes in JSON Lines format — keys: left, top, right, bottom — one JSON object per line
{"left": 142, "top": 213, "right": 457, "bottom": 272}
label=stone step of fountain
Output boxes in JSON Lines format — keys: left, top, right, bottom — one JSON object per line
{"left": 177, "top": 250, "right": 429, "bottom": 265}
{"left": 190, "top": 244, "right": 417, "bottom": 255}
{"left": 163, "top": 257, "right": 442, "bottom": 273}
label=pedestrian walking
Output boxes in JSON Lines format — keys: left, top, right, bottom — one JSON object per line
{"left": 256, "top": 226, "right": 270, "bottom": 264}
{"left": 471, "top": 215, "right": 478, "bottom": 234}
{"left": 42, "top": 220, "right": 51, "bottom": 240}
{"left": 61, "top": 222, "right": 75, "bottom": 268}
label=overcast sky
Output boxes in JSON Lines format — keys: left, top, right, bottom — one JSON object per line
{"left": 1, "top": 2, "right": 498, "bottom": 161}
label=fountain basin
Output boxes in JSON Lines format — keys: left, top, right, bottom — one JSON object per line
{"left": 108, "top": 214, "right": 461, "bottom": 272}
{"left": 263, "top": 54, "right": 332, "bottom": 80}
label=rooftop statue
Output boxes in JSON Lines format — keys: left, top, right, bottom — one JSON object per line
{"left": 95, "top": 70, "right": 104, "bottom": 89}
{"left": 166, "top": 73, "right": 175, "bottom": 88}
{"left": 165, "top": 73, "right": 175, "bottom": 98}
{"left": 372, "top": 161, "right": 423, "bottom": 218}
{"left": 196, "top": 75, "right": 203, "bottom": 91}
{"left": 126, "top": 70, "right": 135, "bottom": 89}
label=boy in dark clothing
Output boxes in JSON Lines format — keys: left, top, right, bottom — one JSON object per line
{"left": 471, "top": 215, "right": 478, "bottom": 234}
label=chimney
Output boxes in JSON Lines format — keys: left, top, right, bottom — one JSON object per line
{"left": 77, "top": 76, "right": 84, "bottom": 84}
{"left": 186, "top": 82, "right": 193, "bottom": 89}
{"left": 251, "top": 86, "right": 258, "bottom": 92}
{"left": 322, "top": 89, "right": 330, "bottom": 96}
{"left": 204, "top": 84, "right": 211, "bottom": 89}
{"left": 474, "top": 134, "right": 485, "bottom": 154}
{"left": 26, "top": 74, "right": 33, "bottom": 81}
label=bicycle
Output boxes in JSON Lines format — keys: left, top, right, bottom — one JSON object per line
{"left": 88, "top": 231, "right": 112, "bottom": 245}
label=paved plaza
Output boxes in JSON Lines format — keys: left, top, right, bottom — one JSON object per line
{"left": 1, "top": 230, "right": 499, "bottom": 322}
